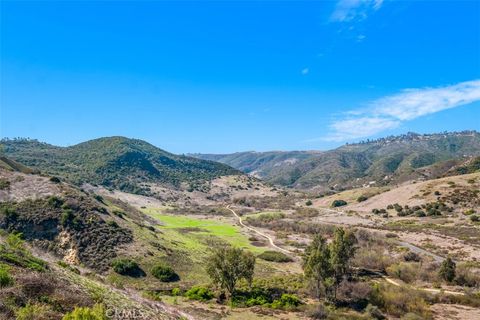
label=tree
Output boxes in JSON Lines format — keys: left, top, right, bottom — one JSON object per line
{"left": 330, "top": 229, "right": 357, "bottom": 283}
{"left": 206, "top": 245, "right": 255, "bottom": 298}
{"left": 303, "top": 227, "right": 357, "bottom": 301}
{"left": 439, "top": 257, "right": 456, "bottom": 282}
{"left": 302, "top": 235, "right": 334, "bottom": 300}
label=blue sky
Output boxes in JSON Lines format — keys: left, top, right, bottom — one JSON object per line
{"left": 1, "top": 0, "right": 479, "bottom": 153}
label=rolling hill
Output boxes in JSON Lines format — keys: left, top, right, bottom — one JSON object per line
{"left": 1, "top": 137, "right": 240, "bottom": 194}
{"left": 191, "top": 150, "right": 320, "bottom": 179}
{"left": 193, "top": 131, "right": 480, "bottom": 191}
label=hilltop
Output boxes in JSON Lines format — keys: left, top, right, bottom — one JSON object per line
{"left": 1, "top": 137, "right": 240, "bottom": 195}
{"left": 194, "top": 131, "right": 480, "bottom": 191}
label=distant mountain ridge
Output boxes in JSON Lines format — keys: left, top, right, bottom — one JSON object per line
{"left": 1, "top": 136, "right": 240, "bottom": 194}
{"left": 193, "top": 131, "right": 480, "bottom": 191}
{"left": 190, "top": 150, "right": 321, "bottom": 179}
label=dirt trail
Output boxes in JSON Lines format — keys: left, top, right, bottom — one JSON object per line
{"left": 228, "top": 206, "right": 465, "bottom": 297}
{"left": 226, "top": 206, "right": 292, "bottom": 255}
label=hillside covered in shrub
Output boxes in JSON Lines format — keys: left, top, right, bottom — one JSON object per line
{"left": 1, "top": 137, "right": 240, "bottom": 194}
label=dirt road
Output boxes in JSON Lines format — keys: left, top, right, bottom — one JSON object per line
{"left": 227, "top": 206, "right": 465, "bottom": 297}
{"left": 226, "top": 205, "right": 292, "bottom": 255}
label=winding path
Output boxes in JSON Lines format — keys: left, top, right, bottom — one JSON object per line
{"left": 226, "top": 205, "right": 292, "bottom": 255}
{"left": 227, "top": 206, "right": 465, "bottom": 296}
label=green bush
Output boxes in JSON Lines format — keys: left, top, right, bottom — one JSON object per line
{"left": 331, "top": 199, "right": 347, "bottom": 207}
{"left": 49, "top": 176, "right": 61, "bottom": 183}
{"left": 0, "top": 265, "right": 13, "bottom": 288}
{"left": 0, "top": 234, "right": 47, "bottom": 272}
{"left": 245, "top": 295, "right": 269, "bottom": 307}
{"left": 439, "top": 257, "right": 456, "bottom": 282}
{"left": 0, "top": 178, "right": 10, "bottom": 190}
{"left": 370, "top": 284, "right": 431, "bottom": 319}
{"left": 470, "top": 215, "right": 479, "bottom": 222}
{"left": 57, "top": 261, "right": 81, "bottom": 274}
{"left": 62, "top": 304, "right": 107, "bottom": 320}
{"left": 386, "top": 262, "right": 418, "bottom": 283}
{"left": 47, "top": 196, "right": 64, "bottom": 208}
{"left": 271, "top": 294, "right": 302, "bottom": 310}
{"left": 357, "top": 195, "right": 368, "bottom": 202}
{"left": 16, "top": 303, "right": 54, "bottom": 320}
{"left": 151, "top": 263, "right": 178, "bottom": 282}
{"left": 305, "top": 200, "right": 313, "bottom": 206}
{"left": 185, "top": 286, "right": 214, "bottom": 301}
{"left": 171, "top": 287, "right": 181, "bottom": 296}
{"left": 111, "top": 258, "right": 144, "bottom": 277}
{"left": 0, "top": 204, "right": 18, "bottom": 219}
{"left": 257, "top": 250, "right": 293, "bottom": 263}
{"left": 106, "top": 220, "right": 119, "bottom": 228}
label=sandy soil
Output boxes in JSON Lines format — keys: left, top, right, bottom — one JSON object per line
{"left": 312, "top": 208, "right": 376, "bottom": 226}
{"left": 314, "top": 172, "right": 479, "bottom": 214}
{"left": 89, "top": 175, "right": 280, "bottom": 208}
{"left": 431, "top": 304, "right": 480, "bottom": 320}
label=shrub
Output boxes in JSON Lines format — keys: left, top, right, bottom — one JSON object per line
{"left": 331, "top": 200, "right": 347, "bottom": 207}
{"left": 271, "top": 293, "right": 302, "bottom": 310}
{"left": 106, "top": 220, "right": 119, "bottom": 228}
{"left": 370, "top": 284, "right": 431, "bottom": 318}
{"left": 0, "top": 234, "right": 47, "bottom": 272}
{"left": 47, "top": 196, "right": 64, "bottom": 208}
{"left": 306, "top": 303, "right": 330, "bottom": 319}
{"left": 112, "top": 210, "right": 125, "bottom": 218}
{"left": 337, "top": 280, "right": 372, "bottom": 306}
{"left": 0, "top": 178, "right": 10, "bottom": 190}
{"left": 49, "top": 176, "right": 61, "bottom": 183}
{"left": 0, "top": 265, "right": 14, "bottom": 288}
{"left": 470, "top": 215, "right": 479, "bottom": 222}
{"left": 365, "top": 304, "right": 385, "bottom": 319}
{"left": 93, "top": 194, "right": 104, "bottom": 203}
{"left": 414, "top": 210, "right": 426, "bottom": 217}
{"left": 0, "top": 204, "right": 18, "bottom": 220}
{"left": 16, "top": 303, "right": 55, "bottom": 320}
{"left": 403, "top": 252, "right": 421, "bottom": 262}
{"left": 62, "top": 304, "right": 107, "bottom": 320}
{"left": 257, "top": 250, "right": 293, "bottom": 263}
{"left": 386, "top": 262, "right": 419, "bottom": 284}
{"left": 306, "top": 200, "right": 313, "bottom": 206}
{"left": 185, "top": 286, "right": 214, "bottom": 301}
{"left": 353, "top": 247, "right": 394, "bottom": 271}
{"left": 464, "top": 209, "right": 475, "bottom": 215}
{"left": 357, "top": 195, "right": 368, "bottom": 202}
{"left": 111, "top": 258, "right": 144, "bottom": 277}
{"left": 455, "top": 263, "right": 480, "bottom": 287}
{"left": 151, "top": 263, "right": 179, "bottom": 282}
{"left": 439, "top": 257, "right": 456, "bottom": 282}
{"left": 57, "top": 261, "right": 80, "bottom": 274}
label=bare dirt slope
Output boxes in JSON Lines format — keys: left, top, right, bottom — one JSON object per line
{"left": 0, "top": 169, "right": 61, "bottom": 202}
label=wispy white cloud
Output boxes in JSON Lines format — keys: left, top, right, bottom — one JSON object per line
{"left": 301, "top": 68, "right": 309, "bottom": 75}
{"left": 321, "top": 79, "right": 480, "bottom": 142}
{"left": 371, "top": 80, "right": 480, "bottom": 120}
{"left": 330, "top": 0, "right": 384, "bottom": 23}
